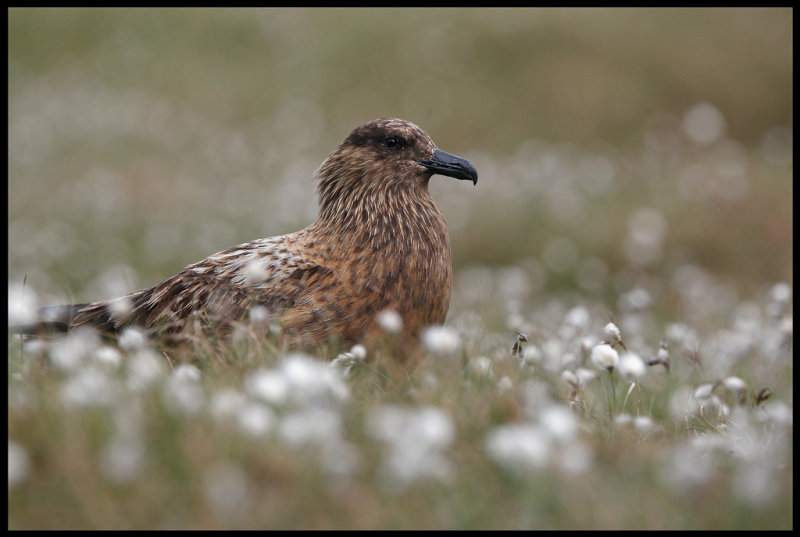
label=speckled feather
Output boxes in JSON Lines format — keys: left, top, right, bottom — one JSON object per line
{"left": 17, "top": 118, "right": 477, "bottom": 357}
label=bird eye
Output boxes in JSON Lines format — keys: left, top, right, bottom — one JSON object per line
{"left": 385, "top": 136, "right": 400, "bottom": 148}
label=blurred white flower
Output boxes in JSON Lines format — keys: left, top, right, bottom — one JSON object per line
{"left": 733, "top": 464, "right": 778, "bottom": 509}
{"left": 669, "top": 387, "right": 697, "bottom": 420}
{"left": 554, "top": 440, "right": 593, "bottom": 475}
{"left": 118, "top": 326, "right": 149, "bottom": 351}
{"left": 22, "top": 338, "right": 49, "bottom": 360}
{"left": 93, "top": 345, "right": 123, "bottom": 369}
{"left": 348, "top": 344, "right": 367, "bottom": 361}
{"left": 172, "top": 363, "right": 201, "bottom": 382}
{"left": 376, "top": 309, "right": 403, "bottom": 334}
{"left": 468, "top": 356, "right": 493, "bottom": 378}
{"left": 496, "top": 376, "right": 514, "bottom": 393}
{"left": 249, "top": 304, "right": 270, "bottom": 324}
{"left": 564, "top": 305, "right": 590, "bottom": 330}
{"left": 203, "top": 462, "right": 251, "bottom": 517}
{"left": 619, "top": 286, "right": 653, "bottom": 312}
{"left": 590, "top": 343, "right": 619, "bottom": 372}
{"left": 366, "top": 405, "right": 455, "bottom": 490}
{"left": 603, "top": 322, "right": 622, "bottom": 343}
{"left": 316, "top": 438, "right": 360, "bottom": 481}
{"left": 485, "top": 423, "right": 550, "bottom": 472}
{"left": 210, "top": 389, "right": 248, "bottom": 422}
{"left": 633, "top": 415, "right": 658, "bottom": 434}
{"left": 330, "top": 344, "right": 368, "bottom": 377}
{"left": 278, "top": 408, "right": 343, "bottom": 448}
{"left": 106, "top": 297, "right": 133, "bottom": 323}
{"left": 692, "top": 383, "right": 715, "bottom": 401}
{"left": 245, "top": 368, "right": 289, "bottom": 406}
{"left": 236, "top": 402, "right": 276, "bottom": 437}
{"left": 721, "top": 376, "right": 746, "bottom": 393}
{"left": 539, "top": 405, "right": 578, "bottom": 441}
{"left": 575, "top": 368, "right": 598, "bottom": 385}
{"left": 8, "top": 441, "right": 30, "bottom": 488}
{"left": 242, "top": 260, "right": 269, "bottom": 286}
{"left": 682, "top": 102, "right": 726, "bottom": 144}
{"left": 520, "top": 344, "right": 542, "bottom": 367}
{"left": 618, "top": 352, "right": 646, "bottom": 380}
{"left": 60, "top": 366, "right": 117, "bottom": 408}
{"left": 614, "top": 413, "right": 633, "bottom": 427}
{"left": 126, "top": 350, "right": 166, "bottom": 392}
{"left": 659, "top": 442, "right": 715, "bottom": 492}
{"left": 49, "top": 329, "right": 100, "bottom": 372}
{"left": 757, "top": 401, "right": 793, "bottom": 429}
{"left": 8, "top": 283, "right": 38, "bottom": 326}
{"left": 163, "top": 366, "right": 204, "bottom": 416}
{"left": 422, "top": 325, "right": 462, "bottom": 356}
{"left": 280, "top": 353, "right": 350, "bottom": 408}
{"left": 100, "top": 434, "right": 145, "bottom": 484}
{"left": 768, "top": 282, "right": 792, "bottom": 305}
{"left": 561, "top": 370, "right": 579, "bottom": 391}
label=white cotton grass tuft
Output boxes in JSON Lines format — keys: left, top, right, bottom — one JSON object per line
{"left": 248, "top": 304, "right": 271, "bottom": 325}
{"left": 8, "top": 283, "right": 39, "bottom": 326}
{"left": 485, "top": 423, "right": 550, "bottom": 472}
{"left": 106, "top": 296, "right": 133, "bottom": 323}
{"left": 93, "top": 345, "right": 123, "bottom": 369}
{"left": 659, "top": 442, "right": 715, "bottom": 493}
{"left": 733, "top": 464, "right": 779, "bottom": 508}
{"left": 539, "top": 405, "right": 579, "bottom": 441}
{"left": 236, "top": 402, "right": 276, "bottom": 437}
{"left": 618, "top": 351, "right": 646, "bottom": 380}
{"left": 118, "top": 327, "right": 150, "bottom": 351}
{"left": 278, "top": 407, "right": 343, "bottom": 448}
{"left": 210, "top": 389, "right": 248, "bottom": 422}
{"left": 279, "top": 353, "right": 350, "bottom": 408}
{"left": 8, "top": 441, "right": 31, "bottom": 488}
{"left": 590, "top": 343, "right": 619, "bottom": 372}
{"left": 163, "top": 365, "right": 205, "bottom": 416}
{"left": 682, "top": 102, "right": 726, "bottom": 145}
{"left": 467, "top": 356, "right": 493, "bottom": 378}
{"left": 99, "top": 434, "right": 146, "bottom": 484}
{"left": 203, "top": 462, "right": 251, "bottom": 518}
{"left": 376, "top": 309, "right": 403, "bottom": 334}
{"left": 245, "top": 368, "right": 289, "bottom": 406}
{"left": 485, "top": 403, "right": 590, "bottom": 476}
{"left": 329, "top": 344, "right": 367, "bottom": 377}
{"left": 60, "top": 365, "right": 117, "bottom": 409}
{"left": 604, "top": 322, "right": 622, "bottom": 342}
{"left": 49, "top": 328, "right": 101, "bottom": 372}
{"left": 242, "top": 260, "right": 269, "bottom": 286}
{"left": 496, "top": 376, "right": 514, "bottom": 393}
{"left": 421, "top": 325, "right": 462, "bottom": 356}
{"left": 125, "top": 349, "right": 166, "bottom": 392}
{"left": 366, "top": 405, "right": 456, "bottom": 491}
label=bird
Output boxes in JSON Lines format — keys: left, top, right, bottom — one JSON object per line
{"left": 11, "top": 118, "right": 478, "bottom": 362}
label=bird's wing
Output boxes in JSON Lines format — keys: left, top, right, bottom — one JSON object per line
{"left": 67, "top": 234, "right": 338, "bottom": 341}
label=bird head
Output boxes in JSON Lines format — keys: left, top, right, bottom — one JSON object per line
{"left": 315, "top": 118, "right": 477, "bottom": 215}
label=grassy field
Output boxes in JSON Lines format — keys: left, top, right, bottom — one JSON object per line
{"left": 8, "top": 8, "right": 792, "bottom": 529}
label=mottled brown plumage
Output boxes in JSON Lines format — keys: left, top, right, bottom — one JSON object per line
{"left": 13, "top": 118, "right": 478, "bottom": 359}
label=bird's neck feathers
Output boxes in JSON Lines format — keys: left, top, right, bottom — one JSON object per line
{"left": 312, "top": 167, "right": 449, "bottom": 257}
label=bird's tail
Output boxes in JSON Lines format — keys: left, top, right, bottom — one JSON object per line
{"left": 8, "top": 302, "right": 119, "bottom": 337}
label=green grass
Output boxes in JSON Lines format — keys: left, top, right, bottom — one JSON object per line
{"left": 8, "top": 7, "right": 792, "bottom": 530}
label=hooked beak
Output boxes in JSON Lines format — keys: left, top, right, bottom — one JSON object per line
{"left": 418, "top": 149, "right": 478, "bottom": 185}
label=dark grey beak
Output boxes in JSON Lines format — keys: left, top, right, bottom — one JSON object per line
{"left": 419, "top": 149, "right": 478, "bottom": 185}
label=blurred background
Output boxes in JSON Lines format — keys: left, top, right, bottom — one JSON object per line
{"left": 9, "top": 7, "right": 792, "bottom": 319}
